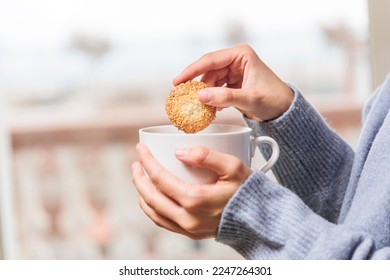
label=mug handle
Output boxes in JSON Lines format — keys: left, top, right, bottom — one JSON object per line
{"left": 250, "top": 136, "right": 280, "bottom": 173}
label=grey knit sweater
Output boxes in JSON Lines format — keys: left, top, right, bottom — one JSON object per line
{"left": 216, "top": 75, "right": 390, "bottom": 259}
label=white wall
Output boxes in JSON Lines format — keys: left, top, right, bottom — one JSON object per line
{"left": 368, "top": 0, "right": 390, "bottom": 87}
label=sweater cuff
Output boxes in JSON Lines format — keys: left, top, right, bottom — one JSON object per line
{"left": 216, "top": 170, "right": 330, "bottom": 259}
{"left": 242, "top": 84, "right": 351, "bottom": 200}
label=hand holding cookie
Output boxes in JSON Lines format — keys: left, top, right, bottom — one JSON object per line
{"left": 174, "top": 44, "right": 294, "bottom": 122}
{"left": 166, "top": 80, "right": 216, "bottom": 134}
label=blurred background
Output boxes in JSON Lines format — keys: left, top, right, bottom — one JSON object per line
{"left": 0, "top": 0, "right": 388, "bottom": 259}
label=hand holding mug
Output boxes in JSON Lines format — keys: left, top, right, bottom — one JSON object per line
{"left": 132, "top": 124, "right": 279, "bottom": 239}
{"left": 132, "top": 143, "right": 253, "bottom": 239}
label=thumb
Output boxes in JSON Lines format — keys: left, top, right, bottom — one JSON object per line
{"left": 197, "top": 87, "right": 246, "bottom": 109}
{"left": 175, "top": 146, "right": 238, "bottom": 176}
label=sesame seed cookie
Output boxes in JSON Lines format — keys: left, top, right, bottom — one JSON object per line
{"left": 166, "top": 80, "right": 216, "bottom": 134}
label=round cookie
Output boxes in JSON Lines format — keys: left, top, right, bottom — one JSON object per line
{"left": 166, "top": 80, "right": 216, "bottom": 134}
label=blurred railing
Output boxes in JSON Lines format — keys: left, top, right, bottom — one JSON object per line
{"left": 8, "top": 103, "right": 244, "bottom": 259}
{"left": 7, "top": 99, "right": 362, "bottom": 259}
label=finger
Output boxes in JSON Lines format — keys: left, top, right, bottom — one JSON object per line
{"left": 133, "top": 162, "right": 214, "bottom": 239}
{"left": 173, "top": 48, "right": 237, "bottom": 85}
{"left": 197, "top": 87, "right": 248, "bottom": 109}
{"left": 139, "top": 187, "right": 217, "bottom": 240}
{"left": 175, "top": 146, "right": 245, "bottom": 177}
{"left": 138, "top": 195, "right": 190, "bottom": 236}
{"left": 131, "top": 161, "right": 183, "bottom": 222}
{"left": 140, "top": 195, "right": 214, "bottom": 240}
{"left": 200, "top": 67, "right": 230, "bottom": 86}
{"left": 135, "top": 143, "right": 188, "bottom": 202}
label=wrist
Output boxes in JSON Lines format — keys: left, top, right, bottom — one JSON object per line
{"left": 269, "top": 83, "right": 294, "bottom": 121}
{"left": 246, "top": 83, "right": 294, "bottom": 122}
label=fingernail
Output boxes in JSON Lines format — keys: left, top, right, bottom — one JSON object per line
{"left": 172, "top": 77, "right": 179, "bottom": 86}
{"left": 175, "top": 148, "right": 188, "bottom": 158}
{"left": 198, "top": 89, "right": 211, "bottom": 103}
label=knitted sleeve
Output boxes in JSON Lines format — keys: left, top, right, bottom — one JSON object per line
{"left": 215, "top": 83, "right": 390, "bottom": 260}
{"left": 216, "top": 170, "right": 390, "bottom": 259}
{"left": 243, "top": 86, "right": 354, "bottom": 222}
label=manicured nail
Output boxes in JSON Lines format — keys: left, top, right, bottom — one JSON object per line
{"left": 198, "top": 89, "right": 212, "bottom": 103}
{"left": 175, "top": 148, "right": 189, "bottom": 158}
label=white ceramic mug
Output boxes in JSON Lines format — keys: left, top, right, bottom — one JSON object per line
{"left": 139, "top": 124, "right": 279, "bottom": 184}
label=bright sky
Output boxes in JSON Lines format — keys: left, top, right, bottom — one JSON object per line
{"left": 0, "top": 0, "right": 368, "bottom": 49}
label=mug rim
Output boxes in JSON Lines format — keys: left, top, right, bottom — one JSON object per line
{"left": 139, "top": 124, "right": 252, "bottom": 136}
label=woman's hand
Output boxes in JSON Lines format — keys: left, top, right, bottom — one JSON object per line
{"left": 174, "top": 44, "right": 294, "bottom": 122}
{"left": 131, "top": 143, "right": 252, "bottom": 239}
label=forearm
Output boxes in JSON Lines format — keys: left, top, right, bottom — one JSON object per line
{"left": 216, "top": 171, "right": 390, "bottom": 260}
{"left": 244, "top": 85, "right": 354, "bottom": 221}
